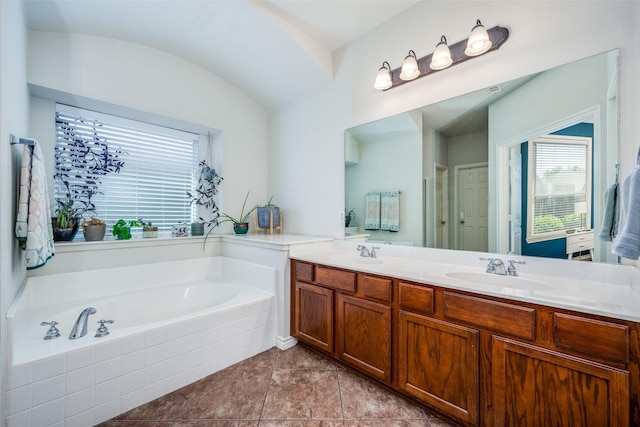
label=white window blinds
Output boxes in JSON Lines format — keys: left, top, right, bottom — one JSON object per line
{"left": 54, "top": 104, "right": 199, "bottom": 237}
{"left": 526, "top": 135, "right": 592, "bottom": 242}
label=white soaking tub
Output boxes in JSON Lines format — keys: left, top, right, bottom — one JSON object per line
{"left": 5, "top": 256, "right": 277, "bottom": 427}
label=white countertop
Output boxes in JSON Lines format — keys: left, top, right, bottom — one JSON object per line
{"left": 290, "top": 240, "right": 640, "bottom": 322}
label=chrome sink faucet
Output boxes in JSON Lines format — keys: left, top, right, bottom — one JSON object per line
{"left": 481, "top": 257, "right": 526, "bottom": 276}
{"left": 357, "top": 244, "right": 380, "bottom": 258}
{"left": 69, "top": 307, "right": 96, "bottom": 339}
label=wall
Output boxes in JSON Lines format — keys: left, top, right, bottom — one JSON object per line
{"left": 0, "top": 0, "right": 30, "bottom": 420}
{"left": 269, "top": 2, "right": 638, "bottom": 246}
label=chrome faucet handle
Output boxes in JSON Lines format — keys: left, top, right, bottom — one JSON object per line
{"left": 95, "top": 319, "right": 114, "bottom": 338}
{"left": 370, "top": 247, "right": 380, "bottom": 258}
{"left": 479, "top": 257, "right": 495, "bottom": 273}
{"left": 356, "top": 244, "right": 370, "bottom": 257}
{"left": 40, "top": 321, "right": 61, "bottom": 340}
{"left": 507, "top": 260, "right": 526, "bottom": 276}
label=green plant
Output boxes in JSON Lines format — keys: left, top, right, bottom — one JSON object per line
{"left": 138, "top": 218, "right": 154, "bottom": 228}
{"left": 54, "top": 180, "right": 93, "bottom": 229}
{"left": 187, "top": 160, "right": 224, "bottom": 227}
{"left": 218, "top": 190, "right": 258, "bottom": 225}
{"left": 112, "top": 219, "right": 140, "bottom": 240}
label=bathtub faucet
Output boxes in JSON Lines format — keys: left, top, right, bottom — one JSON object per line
{"left": 69, "top": 307, "right": 97, "bottom": 339}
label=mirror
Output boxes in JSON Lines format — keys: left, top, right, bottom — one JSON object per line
{"left": 345, "top": 49, "right": 619, "bottom": 263}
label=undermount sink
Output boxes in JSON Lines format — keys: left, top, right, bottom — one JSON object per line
{"left": 445, "top": 271, "right": 555, "bottom": 291}
{"left": 329, "top": 255, "right": 383, "bottom": 265}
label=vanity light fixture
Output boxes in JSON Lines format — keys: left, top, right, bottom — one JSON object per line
{"left": 399, "top": 50, "right": 420, "bottom": 81}
{"left": 429, "top": 36, "right": 453, "bottom": 70}
{"left": 465, "top": 19, "right": 492, "bottom": 56}
{"left": 373, "top": 61, "right": 393, "bottom": 90}
{"left": 374, "top": 19, "right": 509, "bottom": 91}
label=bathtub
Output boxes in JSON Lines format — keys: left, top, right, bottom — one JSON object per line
{"left": 5, "top": 256, "right": 277, "bottom": 427}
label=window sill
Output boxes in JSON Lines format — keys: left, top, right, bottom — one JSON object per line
{"left": 54, "top": 234, "right": 218, "bottom": 253}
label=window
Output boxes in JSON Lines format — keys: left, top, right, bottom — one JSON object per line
{"left": 526, "top": 134, "right": 592, "bottom": 243}
{"left": 54, "top": 104, "right": 199, "bottom": 238}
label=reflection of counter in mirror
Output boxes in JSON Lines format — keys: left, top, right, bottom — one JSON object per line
{"left": 344, "top": 49, "right": 619, "bottom": 264}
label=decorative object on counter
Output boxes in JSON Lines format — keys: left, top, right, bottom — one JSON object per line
{"left": 373, "top": 19, "right": 509, "bottom": 91}
{"left": 172, "top": 223, "right": 189, "bottom": 237}
{"left": 255, "top": 195, "right": 282, "bottom": 235}
{"left": 112, "top": 219, "right": 140, "bottom": 240}
{"left": 191, "top": 222, "right": 204, "bottom": 236}
{"left": 214, "top": 190, "right": 258, "bottom": 236}
{"left": 139, "top": 218, "right": 158, "bottom": 238}
{"left": 345, "top": 209, "right": 356, "bottom": 227}
{"left": 81, "top": 217, "right": 107, "bottom": 241}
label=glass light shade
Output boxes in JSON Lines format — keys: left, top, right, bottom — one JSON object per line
{"left": 465, "top": 20, "right": 492, "bottom": 56}
{"left": 399, "top": 50, "right": 420, "bottom": 81}
{"left": 430, "top": 36, "right": 453, "bottom": 70}
{"left": 373, "top": 63, "right": 392, "bottom": 90}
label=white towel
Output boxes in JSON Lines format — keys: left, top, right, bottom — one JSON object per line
{"left": 364, "top": 192, "right": 380, "bottom": 230}
{"left": 380, "top": 191, "right": 400, "bottom": 232}
{"left": 612, "top": 166, "right": 640, "bottom": 260}
{"left": 15, "top": 142, "right": 55, "bottom": 269}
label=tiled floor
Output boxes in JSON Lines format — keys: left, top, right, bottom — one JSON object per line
{"left": 99, "top": 344, "right": 459, "bottom": 427}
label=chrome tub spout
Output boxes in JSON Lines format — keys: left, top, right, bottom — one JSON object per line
{"left": 69, "top": 307, "right": 97, "bottom": 339}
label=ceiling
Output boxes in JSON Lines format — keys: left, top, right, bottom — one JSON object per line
{"left": 23, "top": 0, "right": 421, "bottom": 110}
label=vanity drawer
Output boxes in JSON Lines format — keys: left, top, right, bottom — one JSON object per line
{"left": 443, "top": 292, "right": 536, "bottom": 340}
{"left": 399, "top": 281, "right": 434, "bottom": 315}
{"left": 316, "top": 266, "right": 357, "bottom": 293}
{"left": 554, "top": 313, "right": 629, "bottom": 364}
{"left": 295, "top": 261, "right": 314, "bottom": 282}
{"left": 361, "top": 275, "right": 392, "bottom": 303}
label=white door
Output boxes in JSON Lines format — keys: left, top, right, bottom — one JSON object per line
{"left": 435, "top": 166, "right": 449, "bottom": 249}
{"left": 458, "top": 165, "right": 489, "bottom": 251}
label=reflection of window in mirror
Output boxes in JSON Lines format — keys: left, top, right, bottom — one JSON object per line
{"left": 525, "top": 132, "right": 592, "bottom": 250}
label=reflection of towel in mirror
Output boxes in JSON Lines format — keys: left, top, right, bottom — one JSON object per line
{"left": 612, "top": 167, "right": 640, "bottom": 260}
{"left": 598, "top": 182, "right": 619, "bottom": 241}
{"left": 15, "top": 142, "right": 55, "bottom": 269}
{"left": 380, "top": 191, "right": 400, "bottom": 232}
{"left": 364, "top": 192, "right": 380, "bottom": 230}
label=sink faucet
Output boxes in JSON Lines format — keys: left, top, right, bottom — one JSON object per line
{"left": 481, "top": 257, "right": 507, "bottom": 275}
{"left": 507, "top": 260, "right": 526, "bottom": 276}
{"left": 69, "top": 307, "right": 97, "bottom": 339}
{"left": 357, "top": 245, "right": 380, "bottom": 258}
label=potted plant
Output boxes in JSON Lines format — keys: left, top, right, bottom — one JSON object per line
{"left": 256, "top": 195, "right": 280, "bottom": 229}
{"left": 345, "top": 209, "right": 356, "bottom": 227}
{"left": 52, "top": 180, "right": 87, "bottom": 241}
{"left": 187, "top": 160, "right": 223, "bottom": 236}
{"left": 112, "top": 219, "right": 140, "bottom": 240}
{"left": 81, "top": 216, "right": 107, "bottom": 241}
{"left": 213, "top": 190, "right": 258, "bottom": 235}
{"left": 139, "top": 218, "right": 158, "bottom": 238}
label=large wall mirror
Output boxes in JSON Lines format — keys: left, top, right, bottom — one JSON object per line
{"left": 344, "top": 49, "right": 619, "bottom": 264}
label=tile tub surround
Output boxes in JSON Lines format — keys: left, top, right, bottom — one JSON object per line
{"left": 99, "top": 344, "right": 459, "bottom": 426}
{"left": 5, "top": 257, "right": 278, "bottom": 427}
{"left": 292, "top": 240, "right": 640, "bottom": 322}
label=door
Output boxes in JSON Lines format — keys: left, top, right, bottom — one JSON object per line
{"left": 510, "top": 148, "right": 522, "bottom": 254}
{"left": 458, "top": 164, "right": 489, "bottom": 251}
{"left": 294, "top": 281, "right": 334, "bottom": 353}
{"left": 435, "top": 165, "right": 449, "bottom": 249}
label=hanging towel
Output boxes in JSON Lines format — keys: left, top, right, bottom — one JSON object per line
{"left": 380, "top": 191, "right": 400, "bottom": 232}
{"left": 612, "top": 167, "right": 640, "bottom": 260}
{"left": 15, "top": 141, "right": 55, "bottom": 269}
{"left": 598, "top": 182, "right": 619, "bottom": 241}
{"left": 364, "top": 192, "right": 381, "bottom": 230}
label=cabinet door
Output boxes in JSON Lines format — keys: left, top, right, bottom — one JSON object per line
{"left": 398, "top": 311, "right": 479, "bottom": 425}
{"left": 336, "top": 294, "right": 392, "bottom": 383}
{"left": 492, "top": 336, "right": 629, "bottom": 427}
{"left": 294, "top": 281, "right": 334, "bottom": 353}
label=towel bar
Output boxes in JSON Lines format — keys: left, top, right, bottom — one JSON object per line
{"left": 9, "top": 134, "right": 36, "bottom": 146}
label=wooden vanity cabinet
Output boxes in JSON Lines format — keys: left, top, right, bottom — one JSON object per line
{"left": 290, "top": 259, "right": 639, "bottom": 427}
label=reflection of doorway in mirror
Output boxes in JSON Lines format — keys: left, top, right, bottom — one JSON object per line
{"left": 435, "top": 165, "right": 449, "bottom": 249}
{"left": 509, "top": 147, "right": 522, "bottom": 254}
{"left": 457, "top": 164, "right": 489, "bottom": 251}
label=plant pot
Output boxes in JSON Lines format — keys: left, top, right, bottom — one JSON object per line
{"left": 143, "top": 226, "right": 158, "bottom": 238}
{"left": 191, "top": 222, "right": 204, "bottom": 236}
{"left": 51, "top": 217, "right": 79, "bottom": 242}
{"left": 257, "top": 206, "right": 280, "bottom": 228}
{"left": 83, "top": 224, "right": 106, "bottom": 241}
{"left": 345, "top": 215, "right": 352, "bottom": 227}
{"left": 233, "top": 222, "right": 249, "bottom": 234}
